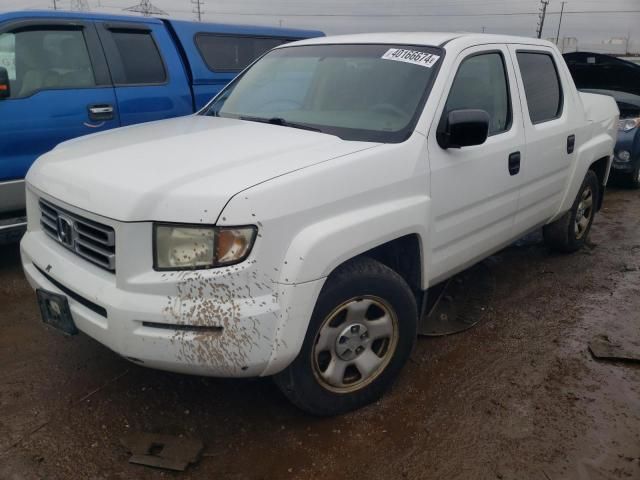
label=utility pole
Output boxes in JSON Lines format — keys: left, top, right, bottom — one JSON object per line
{"left": 192, "top": 0, "right": 204, "bottom": 22}
{"left": 482, "top": 26, "right": 486, "bottom": 33}
{"left": 52, "top": 0, "right": 58, "bottom": 9}
{"left": 555, "top": 1, "right": 566, "bottom": 46}
{"left": 536, "top": 0, "right": 550, "bottom": 39}
{"left": 124, "top": 0, "right": 168, "bottom": 17}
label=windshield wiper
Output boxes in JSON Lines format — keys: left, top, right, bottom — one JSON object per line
{"left": 239, "top": 115, "right": 323, "bottom": 133}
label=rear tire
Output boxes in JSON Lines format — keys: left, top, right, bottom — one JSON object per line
{"left": 543, "top": 170, "right": 599, "bottom": 253}
{"left": 274, "top": 257, "right": 417, "bottom": 416}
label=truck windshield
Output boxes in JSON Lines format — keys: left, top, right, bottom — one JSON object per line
{"left": 202, "top": 43, "right": 443, "bottom": 142}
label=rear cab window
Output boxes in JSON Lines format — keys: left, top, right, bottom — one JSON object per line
{"left": 195, "top": 34, "right": 299, "bottom": 72}
{"left": 516, "top": 51, "right": 563, "bottom": 124}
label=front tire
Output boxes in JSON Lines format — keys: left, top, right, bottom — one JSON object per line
{"left": 274, "top": 257, "right": 417, "bottom": 416}
{"left": 543, "top": 170, "right": 599, "bottom": 253}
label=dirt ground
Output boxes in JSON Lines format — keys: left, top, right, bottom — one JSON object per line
{"left": 1, "top": 187, "right": 639, "bottom": 480}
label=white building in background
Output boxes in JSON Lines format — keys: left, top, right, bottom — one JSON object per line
{"left": 552, "top": 36, "right": 637, "bottom": 56}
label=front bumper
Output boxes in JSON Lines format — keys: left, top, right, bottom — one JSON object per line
{"left": 610, "top": 131, "right": 639, "bottom": 175}
{"left": 610, "top": 160, "right": 636, "bottom": 174}
{"left": 0, "top": 179, "right": 26, "bottom": 214}
{"left": 0, "top": 179, "right": 27, "bottom": 244}
{"left": 21, "top": 227, "right": 322, "bottom": 378}
{"left": 0, "top": 214, "right": 27, "bottom": 245}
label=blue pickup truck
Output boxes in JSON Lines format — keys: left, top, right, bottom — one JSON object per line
{"left": 0, "top": 10, "right": 322, "bottom": 242}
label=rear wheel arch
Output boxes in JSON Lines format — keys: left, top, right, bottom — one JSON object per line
{"left": 543, "top": 169, "right": 599, "bottom": 252}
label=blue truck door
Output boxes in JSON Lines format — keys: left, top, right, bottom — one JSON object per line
{"left": 0, "top": 19, "right": 119, "bottom": 184}
{"left": 95, "top": 22, "right": 193, "bottom": 126}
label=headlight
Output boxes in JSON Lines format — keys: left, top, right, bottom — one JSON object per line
{"left": 617, "top": 150, "right": 631, "bottom": 162}
{"left": 154, "top": 224, "right": 257, "bottom": 270}
{"left": 618, "top": 118, "right": 640, "bottom": 132}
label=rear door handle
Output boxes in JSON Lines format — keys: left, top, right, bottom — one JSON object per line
{"left": 88, "top": 104, "right": 114, "bottom": 121}
{"left": 508, "top": 151, "right": 521, "bottom": 176}
{"left": 567, "top": 134, "right": 576, "bottom": 154}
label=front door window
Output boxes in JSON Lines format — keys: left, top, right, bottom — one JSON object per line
{"left": 0, "top": 28, "right": 96, "bottom": 99}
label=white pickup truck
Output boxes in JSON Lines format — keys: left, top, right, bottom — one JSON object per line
{"left": 21, "top": 33, "right": 617, "bottom": 415}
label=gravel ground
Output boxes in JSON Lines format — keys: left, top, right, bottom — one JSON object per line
{"left": 0, "top": 187, "right": 639, "bottom": 480}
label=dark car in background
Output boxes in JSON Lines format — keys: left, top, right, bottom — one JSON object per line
{"left": 564, "top": 52, "right": 640, "bottom": 187}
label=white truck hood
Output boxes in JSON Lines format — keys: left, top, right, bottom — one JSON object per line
{"left": 26, "top": 115, "right": 378, "bottom": 223}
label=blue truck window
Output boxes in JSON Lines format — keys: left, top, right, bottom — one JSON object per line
{"left": 0, "top": 28, "right": 95, "bottom": 99}
{"left": 110, "top": 30, "right": 166, "bottom": 85}
{"left": 195, "top": 34, "right": 295, "bottom": 72}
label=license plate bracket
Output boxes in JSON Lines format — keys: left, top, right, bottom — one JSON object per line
{"left": 36, "top": 289, "right": 78, "bottom": 336}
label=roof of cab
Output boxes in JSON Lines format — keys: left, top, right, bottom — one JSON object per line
{"left": 169, "top": 19, "right": 322, "bottom": 38}
{"left": 0, "top": 10, "right": 324, "bottom": 37}
{"left": 0, "top": 10, "right": 164, "bottom": 24}
{"left": 286, "top": 32, "right": 556, "bottom": 50}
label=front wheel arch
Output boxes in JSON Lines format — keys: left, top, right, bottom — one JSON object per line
{"left": 273, "top": 256, "right": 418, "bottom": 415}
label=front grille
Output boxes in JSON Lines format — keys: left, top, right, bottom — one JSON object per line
{"left": 39, "top": 199, "right": 116, "bottom": 272}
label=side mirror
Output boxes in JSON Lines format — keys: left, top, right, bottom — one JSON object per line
{"left": 0, "top": 67, "right": 10, "bottom": 99}
{"left": 437, "top": 109, "right": 490, "bottom": 149}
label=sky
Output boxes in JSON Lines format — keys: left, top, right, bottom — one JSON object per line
{"left": 1, "top": 0, "right": 639, "bottom": 52}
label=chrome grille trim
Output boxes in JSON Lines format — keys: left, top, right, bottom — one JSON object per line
{"left": 39, "top": 199, "right": 116, "bottom": 272}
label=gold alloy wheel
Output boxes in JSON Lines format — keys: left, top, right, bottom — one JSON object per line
{"left": 311, "top": 296, "right": 399, "bottom": 393}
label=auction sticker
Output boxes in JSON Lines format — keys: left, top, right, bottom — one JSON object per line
{"left": 381, "top": 48, "right": 440, "bottom": 68}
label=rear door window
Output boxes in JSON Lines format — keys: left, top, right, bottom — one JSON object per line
{"left": 195, "top": 34, "right": 297, "bottom": 72}
{"left": 516, "top": 52, "right": 563, "bottom": 124}
{"left": 107, "top": 29, "right": 166, "bottom": 85}
{"left": 0, "top": 28, "right": 96, "bottom": 99}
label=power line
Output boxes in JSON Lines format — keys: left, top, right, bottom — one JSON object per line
{"left": 192, "top": 0, "right": 204, "bottom": 22}
{"left": 94, "top": 2, "right": 640, "bottom": 18}
{"left": 123, "top": 0, "right": 168, "bottom": 17}
{"left": 124, "top": 9, "right": 639, "bottom": 18}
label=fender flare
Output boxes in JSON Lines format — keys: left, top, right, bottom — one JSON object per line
{"left": 277, "top": 195, "right": 430, "bottom": 286}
